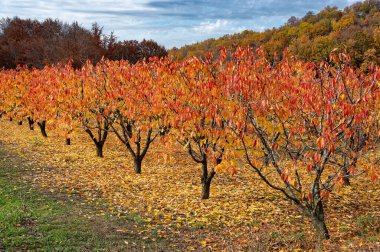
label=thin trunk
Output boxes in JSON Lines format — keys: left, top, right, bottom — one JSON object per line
{"left": 37, "top": 121, "right": 48, "bottom": 137}
{"left": 342, "top": 167, "right": 350, "bottom": 186}
{"left": 201, "top": 179, "right": 212, "bottom": 199}
{"left": 311, "top": 200, "right": 330, "bottom": 250}
{"left": 27, "top": 117, "right": 34, "bottom": 130}
{"left": 65, "top": 138, "right": 71, "bottom": 145}
{"left": 18, "top": 120, "right": 22, "bottom": 125}
{"left": 9, "top": 117, "right": 12, "bottom": 122}
{"left": 112, "top": 120, "right": 156, "bottom": 174}
{"left": 96, "top": 143, "right": 104, "bottom": 157}
{"left": 96, "top": 124, "right": 107, "bottom": 158}
{"left": 200, "top": 161, "right": 216, "bottom": 199}
{"left": 134, "top": 158, "right": 142, "bottom": 174}
{"left": 342, "top": 156, "right": 350, "bottom": 186}
{"left": 85, "top": 125, "right": 108, "bottom": 158}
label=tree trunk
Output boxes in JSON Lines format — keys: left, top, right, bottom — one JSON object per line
{"left": 9, "top": 117, "right": 12, "bottom": 122}
{"left": 37, "top": 121, "right": 48, "bottom": 137}
{"left": 200, "top": 161, "right": 216, "bottom": 199}
{"left": 201, "top": 179, "right": 212, "bottom": 199}
{"left": 27, "top": 117, "right": 34, "bottom": 130}
{"left": 342, "top": 157, "right": 350, "bottom": 186}
{"left": 134, "top": 158, "right": 142, "bottom": 174}
{"left": 18, "top": 120, "right": 23, "bottom": 125}
{"left": 65, "top": 138, "right": 71, "bottom": 145}
{"left": 342, "top": 167, "right": 350, "bottom": 186}
{"left": 311, "top": 200, "right": 330, "bottom": 250}
{"left": 85, "top": 127, "right": 107, "bottom": 158}
{"left": 96, "top": 144, "right": 104, "bottom": 158}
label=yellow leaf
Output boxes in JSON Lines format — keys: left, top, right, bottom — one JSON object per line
{"left": 358, "top": 239, "right": 363, "bottom": 247}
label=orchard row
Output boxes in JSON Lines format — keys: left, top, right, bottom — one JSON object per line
{"left": 0, "top": 47, "right": 379, "bottom": 242}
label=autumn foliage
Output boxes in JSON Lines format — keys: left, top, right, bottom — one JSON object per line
{"left": 0, "top": 17, "right": 167, "bottom": 69}
{"left": 170, "top": 0, "right": 380, "bottom": 70}
{"left": 0, "top": 46, "right": 379, "bottom": 247}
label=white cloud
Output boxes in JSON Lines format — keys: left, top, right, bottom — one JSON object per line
{"left": 193, "top": 19, "right": 230, "bottom": 34}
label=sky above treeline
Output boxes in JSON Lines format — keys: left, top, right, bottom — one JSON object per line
{"left": 1, "top": 0, "right": 361, "bottom": 49}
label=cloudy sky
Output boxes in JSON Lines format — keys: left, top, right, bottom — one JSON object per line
{"left": 1, "top": 0, "right": 360, "bottom": 48}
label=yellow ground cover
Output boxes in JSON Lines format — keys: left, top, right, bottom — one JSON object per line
{"left": 0, "top": 120, "right": 379, "bottom": 250}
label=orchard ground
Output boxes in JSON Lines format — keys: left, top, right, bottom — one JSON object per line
{"left": 0, "top": 120, "right": 379, "bottom": 251}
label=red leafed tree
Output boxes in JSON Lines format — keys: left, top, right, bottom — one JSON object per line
{"left": 224, "top": 47, "right": 379, "bottom": 247}
{"left": 167, "top": 52, "right": 231, "bottom": 199}
{"left": 0, "top": 68, "right": 19, "bottom": 119}
{"left": 22, "top": 67, "right": 59, "bottom": 138}
{"left": 46, "top": 64, "right": 82, "bottom": 144}
{"left": 99, "top": 58, "right": 169, "bottom": 173}
{"left": 78, "top": 60, "right": 114, "bottom": 157}
{"left": 0, "top": 66, "right": 43, "bottom": 129}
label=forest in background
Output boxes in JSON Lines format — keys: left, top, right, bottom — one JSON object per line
{"left": 170, "top": 0, "right": 380, "bottom": 70}
{"left": 0, "top": 18, "right": 167, "bottom": 69}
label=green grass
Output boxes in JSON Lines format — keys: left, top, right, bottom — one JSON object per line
{"left": 0, "top": 150, "right": 167, "bottom": 251}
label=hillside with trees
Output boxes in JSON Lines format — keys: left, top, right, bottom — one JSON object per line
{"left": 170, "top": 0, "right": 380, "bottom": 70}
{"left": 0, "top": 18, "right": 167, "bottom": 69}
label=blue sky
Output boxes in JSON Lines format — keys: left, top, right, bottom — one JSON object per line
{"left": 1, "top": 0, "right": 360, "bottom": 49}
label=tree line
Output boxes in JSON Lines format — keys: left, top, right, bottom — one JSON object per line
{"left": 0, "top": 17, "right": 167, "bottom": 69}
{"left": 0, "top": 47, "right": 378, "bottom": 248}
{"left": 170, "top": 0, "right": 380, "bottom": 70}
